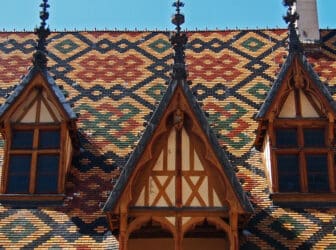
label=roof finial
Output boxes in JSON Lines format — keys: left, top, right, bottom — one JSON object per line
{"left": 33, "top": 0, "right": 51, "bottom": 69}
{"left": 283, "top": 0, "right": 303, "bottom": 53}
{"left": 170, "top": 0, "right": 188, "bottom": 80}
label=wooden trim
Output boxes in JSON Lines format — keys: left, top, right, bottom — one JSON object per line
{"left": 229, "top": 212, "right": 239, "bottom": 250}
{"left": 271, "top": 192, "right": 336, "bottom": 202}
{"left": 176, "top": 127, "right": 182, "bottom": 208}
{"left": 294, "top": 88, "right": 301, "bottom": 117}
{"left": 269, "top": 121, "right": 279, "bottom": 193}
{"left": 29, "top": 128, "right": 39, "bottom": 193}
{"left": 9, "top": 149, "right": 60, "bottom": 155}
{"left": 328, "top": 119, "right": 335, "bottom": 192}
{"left": 1, "top": 122, "right": 11, "bottom": 193}
{"left": 58, "top": 122, "right": 67, "bottom": 193}
{"left": 0, "top": 194, "right": 65, "bottom": 201}
{"left": 119, "top": 212, "right": 128, "bottom": 250}
{"left": 12, "top": 124, "right": 60, "bottom": 129}
{"left": 274, "top": 119, "right": 328, "bottom": 126}
{"left": 328, "top": 151, "right": 335, "bottom": 192}
{"left": 175, "top": 215, "right": 182, "bottom": 250}
{"left": 41, "top": 94, "right": 59, "bottom": 123}
{"left": 36, "top": 95, "right": 42, "bottom": 123}
{"left": 129, "top": 207, "right": 229, "bottom": 217}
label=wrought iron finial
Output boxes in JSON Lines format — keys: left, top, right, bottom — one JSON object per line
{"left": 33, "top": 0, "right": 51, "bottom": 69}
{"left": 283, "top": 0, "right": 303, "bottom": 53}
{"left": 170, "top": 0, "right": 188, "bottom": 80}
{"left": 172, "top": 0, "right": 184, "bottom": 34}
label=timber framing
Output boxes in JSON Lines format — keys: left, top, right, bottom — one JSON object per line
{"left": 103, "top": 78, "right": 252, "bottom": 250}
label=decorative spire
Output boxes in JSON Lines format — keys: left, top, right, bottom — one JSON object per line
{"left": 170, "top": 0, "right": 188, "bottom": 80}
{"left": 33, "top": 0, "right": 51, "bottom": 69}
{"left": 283, "top": 0, "right": 303, "bottom": 53}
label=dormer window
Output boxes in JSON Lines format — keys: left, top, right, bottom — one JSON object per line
{"left": 254, "top": 55, "right": 336, "bottom": 203}
{"left": 0, "top": 71, "right": 77, "bottom": 202}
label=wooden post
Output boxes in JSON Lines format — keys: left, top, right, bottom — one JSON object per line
{"left": 229, "top": 211, "right": 239, "bottom": 250}
{"left": 119, "top": 212, "right": 128, "bottom": 250}
{"left": 327, "top": 113, "right": 335, "bottom": 192}
{"left": 175, "top": 215, "right": 182, "bottom": 250}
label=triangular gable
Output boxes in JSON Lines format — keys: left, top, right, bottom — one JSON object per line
{"left": 0, "top": 66, "right": 76, "bottom": 123}
{"left": 254, "top": 52, "right": 336, "bottom": 149}
{"left": 103, "top": 79, "right": 252, "bottom": 214}
{"left": 256, "top": 53, "right": 336, "bottom": 120}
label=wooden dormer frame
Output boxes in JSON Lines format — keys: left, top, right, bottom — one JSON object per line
{"left": 254, "top": 53, "right": 336, "bottom": 203}
{"left": 0, "top": 69, "right": 77, "bottom": 202}
{"left": 104, "top": 80, "right": 252, "bottom": 250}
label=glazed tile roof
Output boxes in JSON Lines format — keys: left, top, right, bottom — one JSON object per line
{"left": 0, "top": 29, "right": 335, "bottom": 248}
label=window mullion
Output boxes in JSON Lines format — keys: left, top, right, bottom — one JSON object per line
{"left": 294, "top": 88, "right": 301, "bottom": 117}
{"left": 29, "top": 128, "right": 39, "bottom": 194}
{"left": 328, "top": 120, "right": 335, "bottom": 192}
{"left": 298, "top": 127, "right": 308, "bottom": 192}
{"left": 327, "top": 150, "right": 335, "bottom": 192}
{"left": 3, "top": 123, "right": 12, "bottom": 193}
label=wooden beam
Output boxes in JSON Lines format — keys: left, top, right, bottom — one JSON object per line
{"left": 271, "top": 192, "right": 336, "bottom": 202}
{"left": 176, "top": 127, "right": 182, "bottom": 208}
{"left": 129, "top": 207, "right": 229, "bottom": 217}
{"left": 175, "top": 215, "right": 182, "bottom": 250}
{"left": 119, "top": 212, "right": 128, "bottom": 250}
{"left": 229, "top": 211, "right": 239, "bottom": 250}
{"left": 0, "top": 194, "right": 65, "bottom": 201}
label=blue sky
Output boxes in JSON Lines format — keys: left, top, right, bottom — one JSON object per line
{"left": 0, "top": 0, "right": 334, "bottom": 31}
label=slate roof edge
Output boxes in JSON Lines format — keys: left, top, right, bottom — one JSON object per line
{"left": 0, "top": 66, "right": 76, "bottom": 120}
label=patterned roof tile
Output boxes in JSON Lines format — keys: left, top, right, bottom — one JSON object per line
{"left": 0, "top": 29, "right": 335, "bottom": 248}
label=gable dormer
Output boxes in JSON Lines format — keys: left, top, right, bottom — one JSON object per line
{"left": 254, "top": 1, "right": 336, "bottom": 203}
{"left": 0, "top": 0, "right": 77, "bottom": 203}
{"left": 104, "top": 79, "right": 252, "bottom": 250}
{"left": 103, "top": 2, "right": 252, "bottom": 249}
{"left": 0, "top": 67, "right": 77, "bottom": 202}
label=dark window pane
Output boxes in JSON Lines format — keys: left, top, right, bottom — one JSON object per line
{"left": 276, "top": 129, "right": 297, "bottom": 148}
{"left": 304, "top": 129, "right": 325, "bottom": 147}
{"left": 36, "top": 155, "right": 59, "bottom": 193}
{"left": 11, "top": 130, "right": 33, "bottom": 149}
{"left": 277, "top": 154, "right": 300, "bottom": 192}
{"left": 7, "top": 155, "right": 31, "bottom": 193}
{"left": 306, "top": 154, "right": 329, "bottom": 192}
{"left": 39, "top": 130, "right": 60, "bottom": 149}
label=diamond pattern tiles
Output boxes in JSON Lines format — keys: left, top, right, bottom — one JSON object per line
{"left": 0, "top": 30, "right": 336, "bottom": 248}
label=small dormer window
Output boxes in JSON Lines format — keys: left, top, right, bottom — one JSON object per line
{"left": 0, "top": 72, "right": 77, "bottom": 202}
{"left": 254, "top": 54, "right": 336, "bottom": 202}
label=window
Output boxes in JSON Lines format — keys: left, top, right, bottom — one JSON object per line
{"left": 0, "top": 74, "right": 77, "bottom": 203}
{"left": 274, "top": 126, "right": 331, "bottom": 193}
{"left": 6, "top": 126, "right": 60, "bottom": 194}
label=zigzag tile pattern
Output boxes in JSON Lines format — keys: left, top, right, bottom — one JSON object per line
{"left": 0, "top": 30, "right": 335, "bottom": 248}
